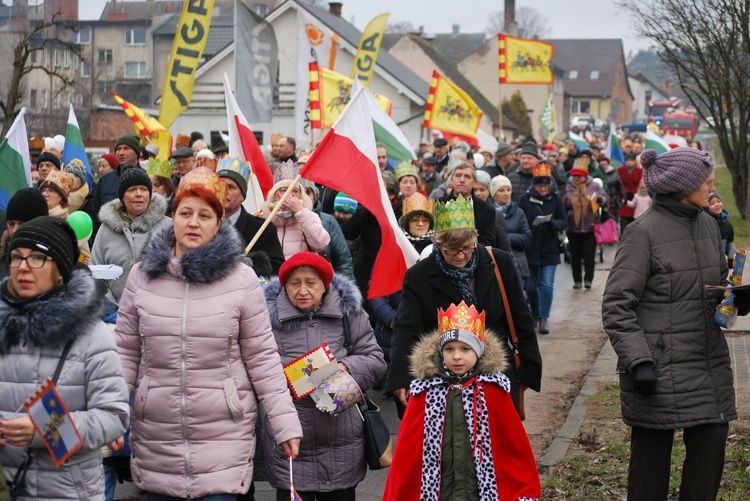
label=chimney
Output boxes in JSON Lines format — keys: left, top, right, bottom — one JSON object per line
{"left": 504, "top": 0, "right": 518, "bottom": 36}
{"left": 452, "top": 24, "right": 459, "bottom": 34}
{"left": 328, "top": 2, "right": 342, "bottom": 17}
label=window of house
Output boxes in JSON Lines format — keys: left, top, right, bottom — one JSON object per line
{"left": 69, "top": 27, "right": 91, "bottom": 44}
{"left": 572, "top": 100, "right": 591, "bottom": 114}
{"left": 569, "top": 70, "right": 578, "bottom": 80}
{"left": 590, "top": 71, "right": 599, "bottom": 80}
{"left": 30, "top": 89, "right": 37, "bottom": 109}
{"left": 124, "top": 61, "right": 147, "bottom": 78}
{"left": 63, "top": 50, "right": 70, "bottom": 68}
{"left": 54, "top": 92, "right": 62, "bottom": 109}
{"left": 81, "top": 60, "right": 91, "bottom": 78}
{"left": 125, "top": 28, "right": 146, "bottom": 45}
{"left": 73, "top": 53, "right": 79, "bottom": 69}
{"left": 99, "top": 49, "right": 113, "bottom": 63}
{"left": 40, "top": 89, "right": 47, "bottom": 107}
{"left": 97, "top": 81, "right": 110, "bottom": 94}
{"left": 30, "top": 48, "right": 37, "bottom": 64}
{"left": 54, "top": 49, "right": 61, "bottom": 67}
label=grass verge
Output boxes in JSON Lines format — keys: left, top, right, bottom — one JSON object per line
{"left": 542, "top": 382, "right": 750, "bottom": 500}
{"left": 714, "top": 166, "right": 750, "bottom": 250}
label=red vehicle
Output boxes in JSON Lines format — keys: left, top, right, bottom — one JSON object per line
{"left": 662, "top": 112, "right": 698, "bottom": 138}
{"left": 648, "top": 98, "right": 680, "bottom": 128}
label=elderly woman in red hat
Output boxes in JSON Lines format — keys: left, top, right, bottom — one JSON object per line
{"left": 263, "top": 252, "right": 387, "bottom": 500}
{"left": 115, "top": 167, "right": 301, "bottom": 500}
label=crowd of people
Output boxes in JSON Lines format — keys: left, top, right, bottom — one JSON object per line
{"left": 0, "top": 124, "right": 744, "bottom": 501}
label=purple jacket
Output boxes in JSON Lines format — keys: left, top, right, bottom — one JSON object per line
{"left": 115, "top": 223, "right": 302, "bottom": 498}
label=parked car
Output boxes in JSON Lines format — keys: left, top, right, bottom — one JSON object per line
{"left": 619, "top": 120, "right": 648, "bottom": 133}
{"left": 570, "top": 116, "right": 605, "bottom": 132}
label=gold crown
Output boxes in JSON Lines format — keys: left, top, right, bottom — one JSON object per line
{"left": 394, "top": 160, "right": 418, "bottom": 180}
{"left": 402, "top": 193, "right": 434, "bottom": 217}
{"left": 437, "top": 301, "right": 485, "bottom": 342}
{"left": 532, "top": 162, "right": 552, "bottom": 178}
{"left": 147, "top": 158, "right": 173, "bottom": 179}
{"left": 434, "top": 194, "right": 475, "bottom": 233}
{"left": 178, "top": 167, "right": 227, "bottom": 207}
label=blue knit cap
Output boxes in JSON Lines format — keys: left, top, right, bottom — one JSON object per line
{"left": 334, "top": 193, "right": 358, "bottom": 214}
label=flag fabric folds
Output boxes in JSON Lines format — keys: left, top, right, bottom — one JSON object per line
{"left": 62, "top": 104, "right": 94, "bottom": 188}
{"left": 568, "top": 131, "right": 590, "bottom": 150}
{"left": 309, "top": 63, "right": 392, "bottom": 130}
{"left": 353, "top": 78, "right": 415, "bottom": 162}
{"left": 539, "top": 92, "right": 557, "bottom": 143}
{"left": 605, "top": 123, "right": 625, "bottom": 167}
{"left": 110, "top": 91, "right": 172, "bottom": 161}
{"left": 0, "top": 107, "right": 31, "bottom": 210}
{"left": 300, "top": 87, "right": 419, "bottom": 299}
{"left": 645, "top": 129, "right": 670, "bottom": 154}
{"left": 158, "top": 0, "right": 215, "bottom": 128}
{"left": 236, "top": 0, "right": 278, "bottom": 124}
{"left": 498, "top": 34, "right": 554, "bottom": 84}
{"left": 223, "top": 73, "right": 274, "bottom": 213}
{"left": 350, "top": 13, "right": 390, "bottom": 87}
{"left": 423, "top": 70, "right": 483, "bottom": 145}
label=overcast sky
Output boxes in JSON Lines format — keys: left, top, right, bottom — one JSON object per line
{"left": 79, "top": 0, "right": 653, "bottom": 56}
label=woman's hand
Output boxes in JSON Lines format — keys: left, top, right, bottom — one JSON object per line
{"left": 281, "top": 437, "right": 301, "bottom": 459}
{"left": 283, "top": 196, "right": 305, "bottom": 215}
{"left": 108, "top": 436, "right": 125, "bottom": 452}
{"left": 393, "top": 388, "right": 410, "bottom": 407}
{"left": 0, "top": 416, "right": 35, "bottom": 447}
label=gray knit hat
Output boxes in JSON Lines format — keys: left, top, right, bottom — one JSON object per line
{"left": 641, "top": 147, "right": 714, "bottom": 196}
{"left": 63, "top": 161, "right": 87, "bottom": 185}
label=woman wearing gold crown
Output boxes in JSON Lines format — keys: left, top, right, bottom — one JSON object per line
{"left": 383, "top": 301, "right": 540, "bottom": 500}
{"left": 386, "top": 194, "right": 542, "bottom": 418}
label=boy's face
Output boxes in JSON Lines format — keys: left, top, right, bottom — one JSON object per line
{"left": 441, "top": 341, "right": 478, "bottom": 376}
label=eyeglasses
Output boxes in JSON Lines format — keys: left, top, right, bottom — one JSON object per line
{"left": 410, "top": 217, "right": 430, "bottom": 224}
{"left": 9, "top": 254, "right": 49, "bottom": 269}
{"left": 441, "top": 244, "right": 477, "bottom": 257}
{"left": 278, "top": 187, "right": 301, "bottom": 195}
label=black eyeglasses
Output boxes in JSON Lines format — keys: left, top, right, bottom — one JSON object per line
{"left": 441, "top": 244, "right": 477, "bottom": 257}
{"left": 9, "top": 254, "right": 49, "bottom": 269}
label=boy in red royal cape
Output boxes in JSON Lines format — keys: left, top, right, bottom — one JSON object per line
{"left": 383, "top": 301, "right": 540, "bottom": 500}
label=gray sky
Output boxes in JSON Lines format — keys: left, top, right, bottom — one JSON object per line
{"left": 80, "top": 0, "right": 652, "bottom": 56}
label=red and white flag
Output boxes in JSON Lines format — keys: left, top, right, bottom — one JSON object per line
{"left": 223, "top": 73, "right": 274, "bottom": 213}
{"left": 300, "top": 87, "right": 419, "bottom": 299}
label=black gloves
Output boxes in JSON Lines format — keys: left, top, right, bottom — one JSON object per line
{"left": 627, "top": 192, "right": 635, "bottom": 201}
{"left": 733, "top": 289, "right": 750, "bottom": 316}
{"left": 632, "top": 362, "right": 657, "bottom": 395}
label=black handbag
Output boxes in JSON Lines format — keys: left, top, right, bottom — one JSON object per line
{"left": 342, "top": 315, "right": 393, "bottom": 470}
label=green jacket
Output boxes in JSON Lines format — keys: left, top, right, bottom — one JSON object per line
{"left": 440, "top": 386, "right": 479, "bottom": 501}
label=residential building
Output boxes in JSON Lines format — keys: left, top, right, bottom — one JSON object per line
{"left": 628, "top": 72, "right": 669, "bottom": 121}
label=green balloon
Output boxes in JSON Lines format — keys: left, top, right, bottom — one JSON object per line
{"left": 67, "top": 211, "right": 93, "bottom": 240}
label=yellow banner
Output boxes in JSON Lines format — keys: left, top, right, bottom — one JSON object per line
{"left": 158, "top": 0, "right": 215, "bottom": 129}
{"left": 309, "top": 63, "right": 392, "bottom": 129}
{"left": 350, "top": 13, "right": 389, "bottom": 87}
{"left": 423, "top": 71, "right": 482, "bottom": 140}
{"left": 111, "top": 91, "right": 172, "bottom": 160}
{"left": 498, "top": 34, "right": 553, "bottom": 85}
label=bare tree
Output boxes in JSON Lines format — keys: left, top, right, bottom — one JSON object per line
{"left": 622, "top": 0, "right": 750, "bottom": 218}
{"left": 386, "top": 21, "right": 417, "bottom": 34}
{"left": 0, "top": 12, "right": 82, "bottom": 136}
{"left": 485, "top": 6, "right": 551, "bottom": 39}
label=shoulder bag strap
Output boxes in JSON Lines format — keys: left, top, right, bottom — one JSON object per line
{"left": 52, "top": 338, "right": 75, "bottom": 384}
{"left": 485, "top": 247, "right": 521, "bottom": 370}
{"left": 342, "top": 313, "right": 352, "bottom": 355}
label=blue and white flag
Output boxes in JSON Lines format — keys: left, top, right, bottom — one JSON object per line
{"left": 606, "top": 122, "right": 624, "bottom": 167}
{"left": 61, "top": 104, "right": 94, "bottom": 188}
{"left": 25, "top": 378, "right": 82, "bottom": 467}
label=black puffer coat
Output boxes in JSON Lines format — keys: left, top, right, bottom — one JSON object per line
{"left": 602, "top": 195, "right": 735, "bottom": 429}
{"left": 517, "top": 188, "right": 567, "bottom": 267}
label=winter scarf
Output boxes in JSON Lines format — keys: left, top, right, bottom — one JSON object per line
{"left": 432, "top": 243, "right": 479, "bottom": 305}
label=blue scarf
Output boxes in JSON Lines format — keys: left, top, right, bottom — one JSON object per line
{"left": 432, "top": 243, "right": 478, "bottom": 305}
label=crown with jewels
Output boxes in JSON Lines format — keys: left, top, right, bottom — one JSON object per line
{"left": 532, "top": 162, "right": 552, "bottom": 179}
{"left": 394, "top": 160, "right": 418, "bottom": 180}
{"left": 273, "top": 160, "right": 300, "bottom": 183}
{"left": 216, "top": 157, "right": 251, "bottom": 184}
{"left": 437, "top": 301, "right": 485, "bottom": 341}
{"left": 147, "top": 158, "right": 173, "bottom": 179}
{"left": 178, "top": 166, "right": 227, "bottom": 207}
{"left": 433, "top": 194, "right": 475, "bottom": 233}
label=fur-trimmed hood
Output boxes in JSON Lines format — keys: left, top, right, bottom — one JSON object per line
{"left": 264, "top": 274, "right": 362, "bottom": 331}
{"left": 409, "top": 328, "right": 508, "bottom": 379}
{"left": 140, "top": 221, "right": 244, "bottom": 284}
{"left": 0, "top": 269, "right": 103, "bottom": 355}
{"left": 98, "top": 193, "right": 168, "bottom": 234}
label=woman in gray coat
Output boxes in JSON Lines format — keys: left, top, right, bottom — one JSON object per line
{"left": 264, "top": 252, "right": 387, "bottom": 500}
{"left": 602, "top": 148, "right": 743, "bottom": 501}
{"left": 0, "top": 217, "right": 129, "bottom": 499}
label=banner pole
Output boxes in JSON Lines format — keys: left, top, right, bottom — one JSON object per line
{"left": 244, "top": 174, "right": 303, "bottom": 255}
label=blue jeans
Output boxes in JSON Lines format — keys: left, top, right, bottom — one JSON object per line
{"left": 147, "top": 494, "right": 237, "bottom": 501}
{"left": 526, "top": 264, "right": 557, "bottom": 319}
{"left": 103, "top": 457, "right": 116, "bottom": 501}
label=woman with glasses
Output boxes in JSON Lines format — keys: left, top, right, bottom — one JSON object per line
{"left": 0, "top": 217, "right": 129, "bottom": 499}
{"left": 263, "top": 164, "right": 330, "bottom": 260}
{"left": 385, "top": 196, "right": 542, "bottom": 418}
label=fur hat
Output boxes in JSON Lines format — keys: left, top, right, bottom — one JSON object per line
{"left": 641, "top": 148, "right": 714, "bottom": 196}
{"left": 279, "top": 251, "right": 334, "bottom": 289}
{"left": 8, "top": 216, "right": 79, "bottom": 283}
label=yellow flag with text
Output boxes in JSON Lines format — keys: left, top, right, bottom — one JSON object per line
{"left": 309, "top": 63, "right": 392, "bottom": 129}
{"left": 350, "top": 13, "right": 389, "bottom": 87}
{"left": 158, "top": 0, "right": 215, "bottom": 129}
{"left": 423, "top": 71, "right": 482, "bottom": 141}
{"left": 498, "top": 33, "right": 553, "bottom": 84}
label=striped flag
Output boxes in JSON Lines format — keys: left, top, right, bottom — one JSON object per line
{"left": 498, "top": 34, "right": 554, "bottom": 85}
{"left": 0, "top": 107, "right": 32, "bottom": 210}
{"left": 300, "top": 86, "right": 419, "bottom": 299}
{"left": 605, "top": 122, "right": 624, "bottom": 167}
{"left": 61, "top": 104, "right": 94, "bottom": 188}
{"left": 110, "top": 91, "right": 172, "bottom": 161}
{"left": 25, "top": 378, "right": 83, "bottom": 467}
{"left": 539, "top": 92, "right": 557, "bottom": 142}
{"left": 568, "top": 130, "right": 590, "bottom": 150}
{"left": 645, "top": 129, "right": 670, "bottom": 155}
{"left": 423, "top": 70, "right": 483, "bottom": 145}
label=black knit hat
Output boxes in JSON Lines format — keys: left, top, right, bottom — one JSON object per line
{"left": 115, "top": 134, "right": 141, "bottom": 156}
{"left": 118, "top": 166, "right": 153, "bottom": 201}
{"left": 37, "top": 152, "right": 61, "bottom": 170}
{"left": 6, "top": 188, "right": 49, "bottom": 222}
{"left": 9, "top": 216, "right": 79, "bottom": 283}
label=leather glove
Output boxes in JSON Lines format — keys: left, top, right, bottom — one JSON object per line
{"left": 632, "top": 362, "right": 657, "bottom": 395}
{"left": 733, "top": 289, "right": 750, "bottom": 316}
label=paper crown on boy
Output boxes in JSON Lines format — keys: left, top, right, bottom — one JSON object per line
{"left": 273, "top": 160, "right": 300, "bottom": 183}
{"left": 434, "top": 194, "right": 475, "bottom": 233}
{"left": 438, "top": 301, "right": 486, "bottom": 358}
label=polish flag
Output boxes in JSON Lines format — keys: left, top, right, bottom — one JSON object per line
{"left": 300, "top": 87, "right": 419, "bottom": 299}
{"left": 223, "top": 73, "right": 274, "bottom": 213}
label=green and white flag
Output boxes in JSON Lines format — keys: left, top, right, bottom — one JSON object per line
{"left": 0, "top": 107, "right": 32, "bottom": 210}
{"left": 645, "top": 129, "right": 670, "bottom": 155}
